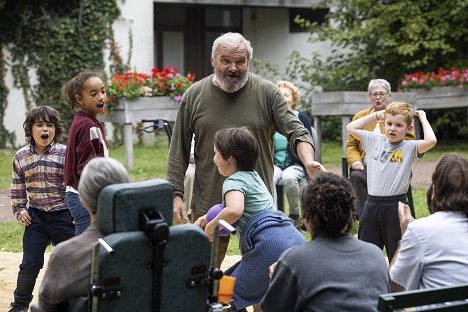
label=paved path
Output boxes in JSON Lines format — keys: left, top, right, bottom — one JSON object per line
{"left": 0, "top": 160, "right": 437, "bottom": 222}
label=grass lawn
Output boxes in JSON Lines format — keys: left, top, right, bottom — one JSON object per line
{"left": 0, "top": 137, "right": 466, "bottom": 253}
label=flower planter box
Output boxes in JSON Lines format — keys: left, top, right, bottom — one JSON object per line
{"left": 101, "top": 96, "right": 179, "bottom": 123}
{"left": 99, "top": 96, "right": 180, "bottom": 169}
{"left": 412, "top": 86, "right": 468, "bottom": 110}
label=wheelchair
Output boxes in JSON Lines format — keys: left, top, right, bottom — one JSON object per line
{"left": 32, "top": 179, "right": 234, "bottom": 312}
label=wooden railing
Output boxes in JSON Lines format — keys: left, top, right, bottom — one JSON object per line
{"left": 310, "top": 87, "right": 468, "bottom": 162}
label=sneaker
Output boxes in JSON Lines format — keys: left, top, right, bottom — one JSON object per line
{"left": 8, "top": 303, "right": 28, "bottom": 312}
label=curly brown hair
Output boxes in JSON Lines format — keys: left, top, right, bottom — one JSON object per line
{"left": 301, "top": 172, "right": 356, "bottom": 237}
{"left": 62, "top": 70, "right": 103, "bottom": 111}
{"left": 431, "top": 153, "right": 468, "bottom": 217}
{"left": 23, "top": 105, "right": 64, "bottom": 145}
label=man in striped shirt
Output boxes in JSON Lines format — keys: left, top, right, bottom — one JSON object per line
{"left": 9, "top": 106, "right": 74, "bottom": 312}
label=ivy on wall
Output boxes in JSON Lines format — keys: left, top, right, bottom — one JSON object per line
{"left": 0, "top": 0, "right": 120, "bottom": 147}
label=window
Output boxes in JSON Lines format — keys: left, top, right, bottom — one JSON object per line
{"left": 154, "top": 4, "right": 241, "bottom": 77}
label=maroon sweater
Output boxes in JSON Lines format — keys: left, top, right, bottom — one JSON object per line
{"left": 65, "top": 111, "right": 108, "bottom": 190}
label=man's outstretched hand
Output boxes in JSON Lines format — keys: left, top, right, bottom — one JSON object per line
{"left": 173, "top": 195, "right": 189, "bottom": 224}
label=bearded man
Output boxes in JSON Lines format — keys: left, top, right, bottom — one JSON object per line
{"left": 166, "top": 32, "right": 324, "bottom": 266}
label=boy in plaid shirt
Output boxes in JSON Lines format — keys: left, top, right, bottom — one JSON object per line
{"left": 9, "top": 106, "right": 74, "bottom": 312}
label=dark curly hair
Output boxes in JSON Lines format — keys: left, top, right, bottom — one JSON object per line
{"left": 301, "top": 172, "right": 356, "bottom": 237}
{"left": 23, "top": 105, "right": 64, "bottom": 145}
{"left": 214, "top": 127, "right": 259, "bottom": 171}
{"left": 62, "top": 70, "right": 103, "bottom": 111}
{"left": 431, "top": 153, "right": 468, "bottom": 217}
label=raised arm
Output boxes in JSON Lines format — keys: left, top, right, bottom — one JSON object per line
{"left": 415, "top": 110, "right": 437, "bottom": 154}
{"left": 346, "top": 110, "right": 385, "bottom": 142}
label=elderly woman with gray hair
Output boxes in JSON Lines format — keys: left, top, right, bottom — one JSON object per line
{"left": 345, "top": 79, "right": 414, "bottom": 218}
{"left": 38, "top": 157, "right": 129, "bottom": 311}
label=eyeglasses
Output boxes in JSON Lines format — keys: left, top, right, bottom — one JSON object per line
{"left": 370, "top": 92, "right": 388, "bottom": 98}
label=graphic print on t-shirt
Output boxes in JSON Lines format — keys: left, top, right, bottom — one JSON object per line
{"left": 390, "top": 150, "right": 403, "bottom": 163}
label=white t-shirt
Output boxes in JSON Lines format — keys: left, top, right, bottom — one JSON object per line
{"left": 362, "top": 131, "right": 420, "bottom": 196}
{"left": 390, "top": 211, "right": 468, "bottom": 290}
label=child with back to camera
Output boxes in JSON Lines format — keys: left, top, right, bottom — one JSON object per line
{"left": 261, "top": 172, "right": 389, "bottom": 312}
{"left": 9, "top": 106, "right": 74, "bottom": 312}
{"left": 63, "top": 70, "right": 109, "bottom": 236}
{"left": 195, "top": 127, "right": 306, "bottom": 312}
{"left": 346, "top": 101, "right": 437, "bottom": 261}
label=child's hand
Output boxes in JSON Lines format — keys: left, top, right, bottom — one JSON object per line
{"left": 194, "top": 214, "right": 207, "bottom": 228}
{"left": 415, "top": 110, "right": 426, "bottom": 120}
{"left": 18, "top": 211, "right": 32, "bottom": 227}
{"left": 376, "top": 110, "right": 385, "bottom": 122}
{"left": 351, "top": 160, "right": 364, "bottom": 171}
{"left": 204, "top": 221, "right": 214, "bottom": 242}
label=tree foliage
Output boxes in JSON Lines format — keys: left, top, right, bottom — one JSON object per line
{"left": 292, "top": 0, "right": 468, "bottom": 92}
{"left": 0, "top": 0, "right": 120, "bottom": 147}
{"left": 288, "top": 0, "right": 468, "bottom": 141}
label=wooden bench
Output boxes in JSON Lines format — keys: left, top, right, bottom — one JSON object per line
{"left": 378, "top": 283, "right": 468, "bottom": 312}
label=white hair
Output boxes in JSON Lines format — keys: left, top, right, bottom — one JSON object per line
{"left": 78, "top": 157, "right": 129, "bottom": 216}
{"left": 368, "top": 79, "right": 391, "bottom": 95}
{"left": 211, "top": 32, "right": 253, "bottom": 62}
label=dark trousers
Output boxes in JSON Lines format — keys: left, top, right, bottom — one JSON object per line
{"left": 14, "top": 208, "right": 74, "bottom": 307}
{"left": 191, "top": 211, "right": 230, "bottom": 268}
{"left": 349, "top": 167, "right": 367, "bottom": 219}
{"left": 358, "top": 194, "right": 407, "bottom": 262}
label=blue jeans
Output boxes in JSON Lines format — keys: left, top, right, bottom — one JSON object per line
{"left": 66, "top": 192, "right": 91, "bottom": 236}
{"left": 14, "top": 208, "right": 74, "bottom": 306}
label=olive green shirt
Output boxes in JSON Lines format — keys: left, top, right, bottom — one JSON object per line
{"left": 166, "top": 73, "right": 314, "bottom": 215}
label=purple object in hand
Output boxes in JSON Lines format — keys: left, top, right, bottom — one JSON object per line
{"left": 206, "top": 204, "right": 238, "bottom": 236}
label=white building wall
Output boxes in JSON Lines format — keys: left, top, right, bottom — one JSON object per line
{"left": 113, "top": 0, "right": 154, "bottom": 73}
{"left": 243, "top": 7, "right": 331, "bottom": 82}
{"left": 3, "top": 1, "right": 330, "bottom": 147}
{"left": 3, "top": 49, "right": 29, "bottom": 147}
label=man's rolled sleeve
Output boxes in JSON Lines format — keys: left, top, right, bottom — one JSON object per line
{"left": 166, "top": 98, "right": 193, "bottom": 195}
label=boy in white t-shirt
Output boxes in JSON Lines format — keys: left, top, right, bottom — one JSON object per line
{"left": 346, "top": 101, "right": 437, "bottom": 261}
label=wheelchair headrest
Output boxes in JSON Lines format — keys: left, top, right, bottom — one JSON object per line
{"left": 96, "top": 179, "right": 174, "bottom": 235}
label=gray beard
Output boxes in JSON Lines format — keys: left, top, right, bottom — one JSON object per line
{"left": 213, "top": 70, "right": 249, "bottom": 93}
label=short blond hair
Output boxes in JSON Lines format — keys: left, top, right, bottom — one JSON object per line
{"left": 385, "top": 101, "right": 413, "bottom": 126}
{"left": 277, "top": 80, "right": 301, "bottom": 110}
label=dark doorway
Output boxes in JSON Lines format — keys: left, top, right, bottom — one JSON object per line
{"left": 154, "top": 3, "right": 242, "bottom": 79}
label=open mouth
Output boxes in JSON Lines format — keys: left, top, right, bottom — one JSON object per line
{"left": 226, "top": 72, "right": 240, "bottom": 79}
{"left": 41, "top": 134, "right": 49, "bottom": 140}
{"left": 97, "top": 103, "right": 104, "bottom": 109}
